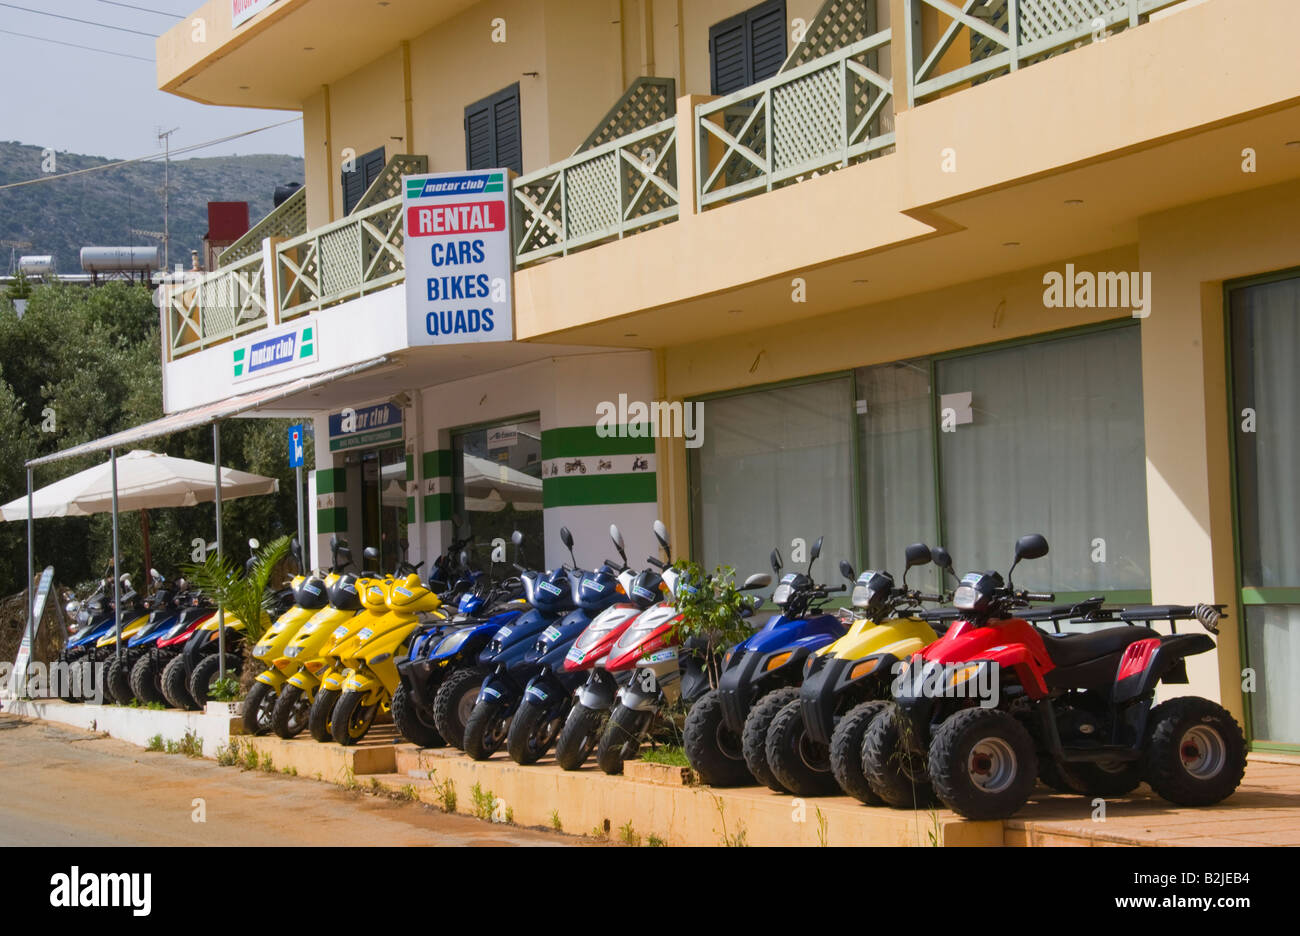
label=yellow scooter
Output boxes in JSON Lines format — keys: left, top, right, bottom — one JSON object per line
{"left": 330, "top": 572, "right": 444, "bottom": 745}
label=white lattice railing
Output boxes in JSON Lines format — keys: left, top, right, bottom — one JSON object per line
{"left": 276, "top": 194, "right": 406, "bottom": 321}
{"left": 905, "top": 0, "right": 1187, "bottom": 105}
{"left": 167, "top": 251, "right": 267, "bottom": 359}
{"left": 696, "top": 30, "right": 894, "bottom": 210}
{"left": 512, "top": 118, "right": 679, "bottom": 267}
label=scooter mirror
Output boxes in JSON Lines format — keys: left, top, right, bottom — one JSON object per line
{"left": 1014, "top": 533, "right": 1049, "bottom": 563}
{"left": 771, "top": 548, "right": 783, "bottom": 575}
{"left": 290, "top": 537, "right": 302, "bottom": 559}
{"left": 363, "top": 546, "right": 379, "bottom": 561}
{"left": 839, "top": 559, "right": 856, "bottom": 582}
{"left": 64, "top": 600, "right": 80, "bottom": 615}
{"left": 653, "top": 520, "right": 670, "bottom": 553}
{"left": 459, "top": 549, "right": 470, "bottom": 569}
{"left": 609, "top": 524, "right": 626, "bottom": 555}
{"left": 810, "top": 536, "right": 823, "bottom": 562}
{"left": 249, "top": 538, "right": 260, "bottom": 551}
{"left": 741, "top": 573, "right": 772, "bottom": 591}
{"left": 559, "top": 526, "right": 574, "bottom": 550}
{"left": 904, "top": 543, "right": 932, "bottom": 568}
{"left": 511, "top": 530, "right": 524, "bottom": 547}
{"left": 931, "top": 546, "right": 953, "bottom": 571}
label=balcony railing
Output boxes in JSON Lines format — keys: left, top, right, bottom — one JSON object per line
{"left": 512, "top": 117, "right": 679, "bottom": 267}
{"left": 905, "top": 0, "right": 1187, "bottom": 105}
{"left": 696, "top": 30, "right": 894, "bottom": 210}
{"left": 275, "top": 194, "right": 406, "bottom": 322}
{"left": 167, "top": 251, "right": 267, "bottom": 358}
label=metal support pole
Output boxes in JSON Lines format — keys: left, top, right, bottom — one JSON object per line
{"left": 296, "top": 463, "right": 306, "bottom": 572}
{"left": 111, "top": 448, "right": 122, "bottom": 655}
{"left": 25, "top": 467, "right": 34, "bottom": 642}
{"left": 214, "top": 422, "right": 226, "bottom": 681}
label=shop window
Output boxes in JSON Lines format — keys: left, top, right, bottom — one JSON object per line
{"left": 464, "top": 84, "right": 522, "bottom": 175}
{"left": 1230, "top": 273, "right": 1300, "bottom": 745}
{"left": 709, "top": 0, "right": 788, "bottom": 94}
{"left": 451, "top": 417, "right": 544, "bottom": 571}
{"left": 341, "top": 145, "right": 385, "bottom": 215}
{"left": 690, "top": 377, "right": 855, "bottom": 582}
{"left": 355, "top": 445, "right": 407, "bottom": 572}
{"left": 935, "top": 325, "right": 1150, "bottom": 593}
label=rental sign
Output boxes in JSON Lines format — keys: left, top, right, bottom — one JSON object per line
{"left": 403, "top": 170, "right": 514, "bottom": 345}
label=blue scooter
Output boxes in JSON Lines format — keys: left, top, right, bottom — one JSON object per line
{"left": 683, "top": 535, "right": 848, "bottom": 786}
{"left": 104, "top": 570, "right": 180, "bottom": 704}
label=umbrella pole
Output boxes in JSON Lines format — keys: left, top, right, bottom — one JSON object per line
{"left": 111, "top": 448, "right": 122, "bottom": 658}
{"left": 141, "top": 509, "right": 152, "bottom": 591}
{"left": 26, "top": 466, "right": 33, "bottom": 649}
{"left": 214, "top": 422, "right": 225, "bottom": 683}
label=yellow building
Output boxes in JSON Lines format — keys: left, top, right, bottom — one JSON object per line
{"left": 156, "top": 0, "right": 1300, "bottom": 752}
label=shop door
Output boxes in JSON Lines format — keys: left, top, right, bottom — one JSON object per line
{"left": 359, "top": 445, "right": 408, "bottom": 572}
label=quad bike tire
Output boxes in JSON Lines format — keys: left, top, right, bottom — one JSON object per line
{"left": 1142, "top": 697, "right": 1247, "bottom": 807}
{"left": 765, "top": 699, "right": 840, "bottom": 796}
{"left": 830, "top": 700, "right": 889, "bottom": 805}
{"left": 928, "top": 707, "right": 1039, "bottom": 820}
{"left": 242, "top": 681, "right": 278, "bottom": 736}
{"left": 433, "top": 667, "right": 485, "bottom": 750}
{"left": 55, "top": 647, "right": 89, "bottom": 702}
{"left": 595, "top": 704, "right": 650, "bottom": 776}
{"left": 271, "top": 684, "right": 311, "bottom": 739}
{"left": 106, "top": 654, "right": 135, "bottom": 705}
{"left": 742, "top": 686, "right": 800, "bottom": 793}
{"left": 683, "top": 690, "right": 754, "bottom": 787}
{"left": 187, "top": 653, "right": 240, "bottom": 709}
{"left": 308, "top": 687, "right": 341, "bottom": 743}
{"left": 161, "top": 654, "right": 197, "bottom": 710}
{"left": 554, "top": 702, "right": 605, "bottom": 771}
{"left": 861, "top": 704, "right": 937, "bottom": 809}
{"left": 129, "top": 653, "right": 170, "bottom": 706}
{"left": 463, "top": 698, "right": 511, "bottom": 761}
{"left": 330, "top": 689, "right": 380, "bottom": 746}
{"left": 392, "top": 682, "right": 445, "bottom": 748}
{"left": 506, "top": 698, "right": 561, "bottom": 765}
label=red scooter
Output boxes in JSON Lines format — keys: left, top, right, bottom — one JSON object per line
{"left": 863, "top": 534, "right": 1245, "bottom": 820}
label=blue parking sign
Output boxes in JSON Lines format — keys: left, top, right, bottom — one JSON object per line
{"left": 288, "top": 424, "right": 304, "bottom": 468}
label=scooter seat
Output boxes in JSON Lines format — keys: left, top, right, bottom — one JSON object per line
{"left": 1037, "top": 625, "right": 1157, "bottom": 668}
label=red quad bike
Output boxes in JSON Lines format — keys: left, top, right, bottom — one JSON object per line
{"left": 863, "top": 533, "right": 1246, "bottom": 820}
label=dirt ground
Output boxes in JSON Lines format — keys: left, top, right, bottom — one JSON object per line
{"left": 0, "top": 715, "right": 583, "bottom": 846}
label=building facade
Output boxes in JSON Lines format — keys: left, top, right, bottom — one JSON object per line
{"left": 156, "top": 0, "right": 1300, "bottom": 751}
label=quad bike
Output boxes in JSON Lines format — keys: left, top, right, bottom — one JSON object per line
{"left": 863, "top": 533, "right": 1246, "bottom": 820}
{"left": 595, "top": 529, "right": 771, "bottom": 776}
{"left": 683, "top": 535, "right": 847, "bottom": 787}
{"left": 77, "top": 575, "right": 147, "bottom": 702}
{"left": 552, "top": 525, "right": 668, "bottom": 771}
{"left": 764, "top": 543, "right": 955, "bottom": 799}
{"left": 461, "top": 527, "right": 621, "bottom": 761}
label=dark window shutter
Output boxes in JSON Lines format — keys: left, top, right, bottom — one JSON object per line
{"left": 709, "top": 0, "right": 787, "bottom": 95}
{"left": 464, "top": 84, "right": 522, "bottom": 174}
{"left": 341, "top": 145, "right": 385, "bottom": 214}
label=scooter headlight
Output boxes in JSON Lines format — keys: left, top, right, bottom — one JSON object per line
{"left": 764, "top": 651, "right": 792, "bottom": 672}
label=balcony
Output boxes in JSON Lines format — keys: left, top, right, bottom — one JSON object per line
{"left": 161, "top": 0, "right": 1212, "bottom": 361}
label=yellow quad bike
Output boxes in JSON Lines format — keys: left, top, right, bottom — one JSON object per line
{"left": 306, "top": 568, "right": 397, "bottom": 743}
{"left": 271, "top": 572, "right": 364, "bottom": 739}
{"left": 242, "top": 566, "right": 331, "bottom": 735}
{"left": 330, "top": 572, "right": 445, "bottom": 745}
{"left": 759, "top": 544, "right": 957, "bottom": 799}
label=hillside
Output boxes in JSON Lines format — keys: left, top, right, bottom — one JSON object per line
{"left": 0, "top": 142, "right": 303, "bottom": 274}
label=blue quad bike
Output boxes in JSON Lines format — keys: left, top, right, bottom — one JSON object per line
{"left": 461, "top": 527, "right": 622, "bottom": 761}
{"left": 683, "top": 535, "right": 848, "bottom": 786}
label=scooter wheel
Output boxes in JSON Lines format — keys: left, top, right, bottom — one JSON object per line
{"left": 596, "top": 704, "right": 650, "bottom": 776}
{"left": 463, "top": 699, "right": 510, "bottom": 761}
{"left": 683, "top": 690, "right": 752, "bottom": 787}
{"left": 1142, "top": 697, "right": 1246, "bottom": 807}
{"left": 162, "top": 655, "right": 196, "bottom": 710}
{"left": 830, "top": 700, "right": 888, "bottom": 804}
{"left": 106, "top": 654, "right": 135, "bottom": 705}
{"left": 130, "top": 653, "right": 170, "bottom": 706}
{"left": 392, "top": 682, "right": 445, "bottom": 748}
{"left": 308, "top": 688, "right": 341, "bottom": 743}
{"left": 188, "top": 653, "right": 240, "bottom": 709}
{"left": 242, "top": 681, "right": 278, "bottom": 736}
{"left": 272, "top": 684, "right": 311, "bottom": 739}
{"left": 765, "top": 699, "right": 839, "bottom": 797}
{"left": 507, "top": 698, "right": 561, "bottom": 765}
{"left": 743, "top": 687, "right": 800, "bottom": 792}
{"left": 861, "top": 704, "right": 937, "bottom": 809}
{"left": 928, "top": 707, "right": 1038, "bottom": 820}
{"left": 555, "top": 703, "right": 604, "bottom": 771}
{"left": 331, "top": 689, "right": 380, "bottom": 746}
{"left": 433, "top": 668, "right": 485, "bottom": 750}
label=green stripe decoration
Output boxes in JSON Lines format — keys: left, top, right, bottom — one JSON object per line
{"left": 317, "top": 507, "right": 348, "bottom": 534}
{"left": 541, "top": 426, "right": 656, "bottom": 507}
{"left": 541, "top": 425, "right": 655, "bottom": 459}
{"left": 423, "top": 449, "right": 453, "bottom": 479}
{"left": 544, "top": 474, "right": 656, "bottom": 508}
{"left": 316, "top": 467, "right": 347, "bottom": 494}
{"left": 424, "top": 492, "right": 454, "bottom": 522}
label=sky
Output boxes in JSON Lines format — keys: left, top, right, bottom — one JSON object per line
{"left": 0, "top": 0, "right": 304, "bottom": 161}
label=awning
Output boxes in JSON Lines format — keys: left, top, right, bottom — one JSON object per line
{"left": 26, "top": 356, "right": 391, "bottom": 468}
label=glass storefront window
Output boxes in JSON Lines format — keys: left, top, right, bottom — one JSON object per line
{"left": 452, "top": 417, "right": 544, "bottom": 571}
{"left": 690, "top": 377, "right": 855, "bottom": 583}
{"left": 936, "top": 326, "right": 1150, "bottom": 592}
{"left": 354, "top": 445, "right": 407, "bottom": 572}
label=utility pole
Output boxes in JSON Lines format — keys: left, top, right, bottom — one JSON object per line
{"left": 157, "top": 127, "right": 180, "bottom": 269}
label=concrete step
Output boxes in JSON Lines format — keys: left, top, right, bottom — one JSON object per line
{"left": 240, "top": 727, "right": 400, "bottom": 781}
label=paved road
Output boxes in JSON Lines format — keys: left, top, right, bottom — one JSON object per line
{"left": 0, "top": 715, "right": 577, "bottom": 846}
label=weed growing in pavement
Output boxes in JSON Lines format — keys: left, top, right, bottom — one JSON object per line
{"left": 711, "top": 794, "right": 748, "bottom": 847}
{"left": 179, "top": 732, "right": 203, "bottom": 758}
{"left": 145, "top": 734, "right": 164, "bottom": 752}
{"left": 215, "top": 740, "right": 242, "bottom": 766}
{"left": 646, "top": 833, "right": 666, "bottom": 847}
{"left": 549, "top": 809, "right": 562, "bottom": 831}
{"left": 470, "top": 782, "right": 495, "bottom": 820}
{"left": 815, "top": 806, "right": 828, "bottom": 847}
{"left": 619, "top": 820, "right": 642, "bottom": 847}
{"left": 259, "top": 752, "right": 275, "bottom": 773}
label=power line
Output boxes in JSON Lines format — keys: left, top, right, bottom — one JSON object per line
{"left": 0, "top": 26, "right": 153, "bottom": 61}
{"left": 0, "top": 118, "right": 304, "bottom": 192}
{"left": 0, "top": 2, "right": 158, "bottom": 37}
{"left": 98, "top": 0, "right": 183, "bottom": 16}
